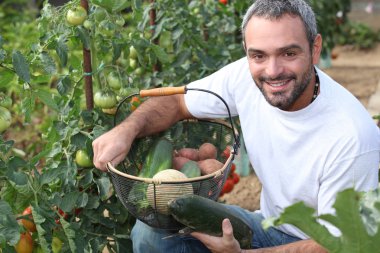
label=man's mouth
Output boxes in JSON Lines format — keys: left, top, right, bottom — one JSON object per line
{"left": 266, "top": 80, "right": 290, "bottom": 87}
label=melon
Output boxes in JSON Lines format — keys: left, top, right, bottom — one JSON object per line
{"left": 147, "top": 169, "right": 193, "bottom": 214}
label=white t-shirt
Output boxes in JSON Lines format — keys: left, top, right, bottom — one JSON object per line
{"left": 184, "top": 57, "right": 380, "bottom": 239}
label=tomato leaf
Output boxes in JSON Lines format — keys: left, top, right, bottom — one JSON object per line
{"left": 0, "top": 49, "right": 6, "bottom": 62}
{"left": 0, "top": 70, "right": 13, "bottom": 88}
{"left": 61, "top": 219, "right": 80, "bottom": 253}
{"left": 55, "top": 36, "right": 68, "bottom": 67}
{"left": 267, "top": 188, "right": 380, "bottom": 253}
{"left": 39, "top": 167, "right": 65, "bottom": 185}
{"left": 40, "top": 51, "right": 56, "bottom": 75}
{"left": 95, "top": 176, "right": 111, "bottom": 201}
{"left": 35, "top": 88, "right": 59, "bottom": 111}
{"left": 150, "top": 44, "right": 170, "bottom": 63}
{"left": 0, "top": 201, "right": 19, "bottom": 246}
{"left": 76, "top": 26, "right": 91, "bottom": 50}
{"left": 11, "top": 50, "right": 30, "bottom": 83}
{"left": 21, "top": 93, "right": 34, "bottom": 123}
{"left": 92, "top": 0, "right": 129, "bottom": 12}
{"left": 76, "top": 192, "right": 89, "bottom": 208}
{"left": 60, "top": 191, "right": 81, "bottom": 213}
{"left": 57, "top": 75, "right": 72, "bottom": 95}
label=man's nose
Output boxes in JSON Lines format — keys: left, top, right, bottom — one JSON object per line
{"left": 265, "top": 57, "right": 284, "bottom": 79}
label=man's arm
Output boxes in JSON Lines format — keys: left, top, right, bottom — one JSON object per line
{"left": 92, "top": 94, "right": 192, "bottom": 171}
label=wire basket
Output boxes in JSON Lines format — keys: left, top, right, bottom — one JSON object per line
{"left": 107, "top": 86, "right": 240, "bottom": 230}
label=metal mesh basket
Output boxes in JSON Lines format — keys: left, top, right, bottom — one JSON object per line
{"left": 107, "top": 87, "right": 240, "bottom": 230}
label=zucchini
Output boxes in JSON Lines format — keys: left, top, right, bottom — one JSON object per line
{"left": 180, "top": 161, "right": 201, "bottom": 178}
{"left": 139, "top": 137, "right": 173, "bottom": 178}
{"left": 168, "top": 194, "right": 253, "bottom": 249}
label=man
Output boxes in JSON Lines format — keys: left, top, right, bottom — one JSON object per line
{"left": 93, "top": 0, "right": 380, "bottom": 252}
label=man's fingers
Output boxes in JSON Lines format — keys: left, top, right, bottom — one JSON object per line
{"left": 222, "top": 219, "right": 234, "bottom": 242}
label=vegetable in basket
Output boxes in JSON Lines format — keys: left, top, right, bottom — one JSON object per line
{"left": 139, "top": 137, "right": 173, "bottom": 178}
{"left": 168, "top": 194, "right": 253, "bottom": 249}
{"left": 146, "top": 169, "right": 193, "bottom": 215}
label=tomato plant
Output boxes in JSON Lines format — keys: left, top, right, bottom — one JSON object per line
{"left": 66, "top": 6, "right": 87, "bottom": 26}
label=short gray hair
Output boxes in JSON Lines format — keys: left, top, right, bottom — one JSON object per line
{"left": 241, "top": 0, "right": 318, "bottom": 50}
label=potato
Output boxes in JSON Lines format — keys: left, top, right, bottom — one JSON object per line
{"left": 172, "top": 156, "right": 190, "bottom": 170}
{"left": 198, "top": 142, "right": 218, "bottom": 160}
{"left": 146, "top": 169, "right": 193, "bottom": 214}
{"left": 174, "top": 148, "right": 199, "bottom": 161}
{"left": 198, "top": 159, "right": 224, "bottom": 175}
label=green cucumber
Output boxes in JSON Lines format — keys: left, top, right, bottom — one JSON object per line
{"left": 168, "top": 194, "right": 253, "bottom": 249}
{"left": 139, "top": 137, "right": 173, "bottom": 178}
{"left": 180, "top": 161, "right": 201, "bottom": 178}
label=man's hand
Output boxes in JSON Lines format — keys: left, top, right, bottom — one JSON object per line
{"left": 92, "top": 123, "right": 135, "bottom": 171}
{"left": 191, "top": 218, "right": 242, "bottom": 253}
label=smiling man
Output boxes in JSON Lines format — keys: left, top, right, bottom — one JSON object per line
{"left": 92, "top": 0, "right": 380, "bottom": 252}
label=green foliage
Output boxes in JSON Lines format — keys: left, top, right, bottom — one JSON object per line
{"left": 308, "top": 0, "right": 351, "bottom": 56}
{"left": 264, "top": 188, "right": 380, "bottom": 253}
{"left": 0, "top": 0, "right": 373, "bottom": 251}
{"left": 337, "top": 21, "right": 380, "bottom": 49}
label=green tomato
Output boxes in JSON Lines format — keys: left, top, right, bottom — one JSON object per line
{"left": 107, "top": 72, "right": 122, "bottom": 90}
{"left": 66, "top": 6, "right": 87, "bottom": 26}
{"left": 129, "top": 46, "right": 138, "bottom": 59}
{"left": 129, "top": 58, "right": 137, "bottom": 70}
{"left": 0, "top": 106, "right": 11, "bottom": 132}
{"left": 93, "top": 7, "right": 107, "bottom": 22}
{"left": 115, "top": 16, "right": 125, "bottom": 27}
{"left": 94, "top": 90, "right": 117, "bottom": 109}
{"left": 83, "top": 20, "right": 93, "bottom": 30}
{"left": 75, "top": 150, "right": 93, "bottom": 168}
{"left": 134, "top": 67, "right": 144, "bottom": 76}
{"left": 52, "top": 237, "right": 63, "bottom": 253}
{"left": 98, "top": 20, "right": 115, "bottom": 37}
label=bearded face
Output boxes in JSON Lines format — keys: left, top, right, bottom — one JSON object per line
{"left": 253, "top": 62, "right": 314, "bottom": 110}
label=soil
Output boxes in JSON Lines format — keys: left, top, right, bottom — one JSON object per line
{"left": 220, "top": 42, "right": 380, "bottom": 211}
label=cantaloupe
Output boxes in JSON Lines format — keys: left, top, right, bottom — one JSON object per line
{"left": 146, "top": 169, "right": 193, "bottom": 214}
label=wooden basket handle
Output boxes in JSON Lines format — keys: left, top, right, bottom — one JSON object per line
{"left": 139, "top": 86, "right": 187, "bottom": 97}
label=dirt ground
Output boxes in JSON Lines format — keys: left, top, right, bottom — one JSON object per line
{"left": 220, "top": 42, "right": 380, "bottom": 211}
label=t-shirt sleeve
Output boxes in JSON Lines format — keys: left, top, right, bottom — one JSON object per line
{"left": 184, "top": 57, "right": 250, "bottom": 119}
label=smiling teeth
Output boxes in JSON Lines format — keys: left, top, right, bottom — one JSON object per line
{"left": 268, "top": 81, "right": 287, "bottom": 87}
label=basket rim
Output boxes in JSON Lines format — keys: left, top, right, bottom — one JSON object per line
{"left": 107, "top": 118, "right": 238, "bottom": 184}
{"left": 106, "top": 153, "right": 235, "bottom": 184}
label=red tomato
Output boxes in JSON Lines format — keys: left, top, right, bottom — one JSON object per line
{"left": 21, "top": 206, "right": 36, "bottom": 232}
{"left": 219, "top": 0, "right": 228, "bottom": 5}
{"left": 220, "top": 179, "right": 234, "bottom": 195}
{"left": 231, "top": 172, "right": 240, "bottom": 184}
{"left": 222, "top": 146, "right": 231, "bottom": 160}
{"left": 230, "top": 163, "right": 236, "bottom": 173}
{"left": 130, "top": 96, "right": 141, "bottom": 111}
{"left": 15, "top": 232, "right": 33, "bottom": 253}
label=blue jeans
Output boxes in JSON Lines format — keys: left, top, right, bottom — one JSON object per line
{"left": 130, "top": 204, "right": 301, "bottom": 253}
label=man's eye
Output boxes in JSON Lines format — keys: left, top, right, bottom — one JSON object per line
{"left": 285, "top": 52, "right": 296, "bottom": 57}
{"left": 249, "top": 54, "right": 264, "bottom": 61}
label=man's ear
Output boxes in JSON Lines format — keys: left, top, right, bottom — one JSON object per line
{"left": 312, "top": 34, "right": 322, "bottom": 65}
{"left": 242, "top": 41, "right": 247, "bottom": 52}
